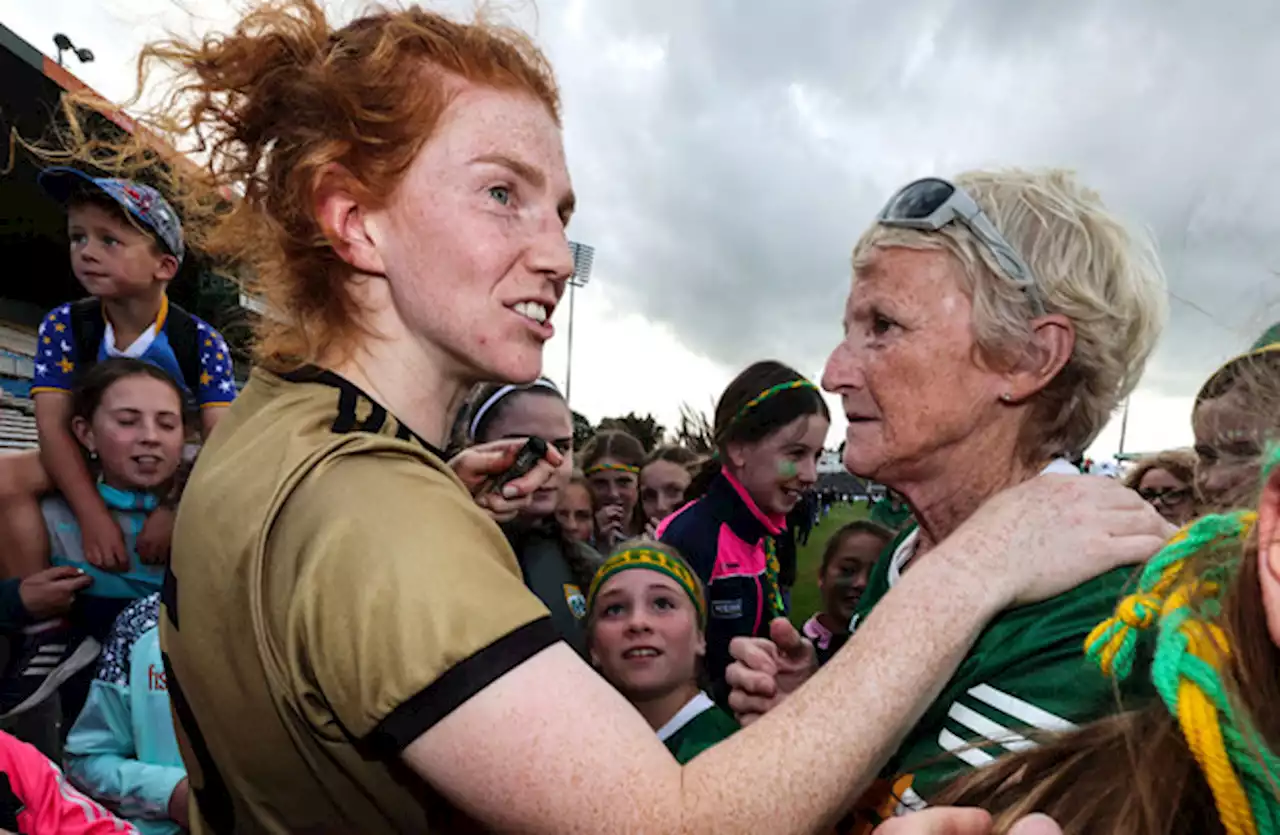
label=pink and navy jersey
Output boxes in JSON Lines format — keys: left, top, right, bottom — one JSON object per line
{"left": 657, "top": 471, "right": 788, "bottom": 698}
{"left": 30, "top": 297, "right": 236, "bottom": 408}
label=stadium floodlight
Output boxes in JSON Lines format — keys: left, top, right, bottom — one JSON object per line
{"left": 564, "top": 241, "right": 595, "bottom": 406}
{"left": 568, "top": 241, "right": 595, "bottom": 288}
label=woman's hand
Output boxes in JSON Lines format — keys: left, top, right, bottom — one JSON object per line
{"left": 949, "top": 474, "right": 1175, "bottom": 609}
{"left": 874, "top": 809, "right": 1061, "bottom": 835}
{"left": 450, "top": 439, "right": 563, "bottom": 523}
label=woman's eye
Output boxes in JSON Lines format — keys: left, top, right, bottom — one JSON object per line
{"left": 488, "top": 185, "right": 511, "bottom": 206}
{"left": 69, "top": 233, "right": 86, "bottom": 246}
{"left": 603, "top": 603, "right": 625, "bottom": 618}
{"left": 654, "top": 596, "right": 676, "bottom": 611}
{"left": 103, "top": 236, "right": 120, "bottom": 247}
{"left": 871, "top": 313, "right": 896, "bottom": 336}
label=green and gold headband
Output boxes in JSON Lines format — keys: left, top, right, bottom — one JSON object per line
{"left": 729, "top": 379, "right": 820, "bottom": 428}
{"left": 586, "top": 546, "right": 706, "bottom": 626}
{"left": 584, "top": 462, "right": 640, "bottom": 477}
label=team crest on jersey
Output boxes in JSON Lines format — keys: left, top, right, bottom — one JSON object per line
{"left": 564, "top": 584, "right": 587, "bottom": 620}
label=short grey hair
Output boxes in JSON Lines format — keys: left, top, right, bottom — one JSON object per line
{"left": 852, "top": 168, "right": 1167, "bottom": 461}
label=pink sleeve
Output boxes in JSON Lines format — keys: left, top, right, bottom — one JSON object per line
{"left": 0, "top": 732, "right": 138, "bottom": 834}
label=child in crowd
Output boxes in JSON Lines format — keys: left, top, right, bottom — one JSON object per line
{"left": 64, "top": 594, "right": 187, "bottom": 835}
{"left": 581, "top": 430, "right": 646, "bottom": 550}
{"left": 0, "top": 168, "right": 234, "bottom": 597}
{"left": 459, "top": 379, "right": 602, "bottom": 658}
{"left": 556, "top": 473, "right": 595, "bottom": 543}
{"left": 801, "top": 521, "right": 893, "bottom": 665}
{"left": 637, "top": 445, "right": 698, "bottom": 535}
{"left": 2, "top": 359, "right": 187, "bottom": 718}
{"left": 586, "top": 541, "right": 739, "bottom": 763}
{"left": 0, "top": 730, "right": 139, "bottom": 833}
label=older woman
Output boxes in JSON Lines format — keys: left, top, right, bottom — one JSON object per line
{"left": 728, "top": 169, "right": 1172, "bottom": 823}
{"left": 1123, "top": 449, "right": 1197, "bottom": 525}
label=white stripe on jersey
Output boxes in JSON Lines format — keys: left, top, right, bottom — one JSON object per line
{"left": 937, "top": 728, "right": 995, "bottom": 767}
{"left": 967, "top": 684, "right": 1078, "bottom": 733}
{"left": 946, "top": 702, "right": 1036, "bottom": 753}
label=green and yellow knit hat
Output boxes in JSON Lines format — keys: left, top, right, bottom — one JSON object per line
{"left": 586, "top": 542, "right": 707, "bottom": 627}
{"left": 1197, "top": 322, "right": 1280, "bottom": 404}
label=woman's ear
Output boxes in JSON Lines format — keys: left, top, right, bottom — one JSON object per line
{"left": 70, "top": 415, "right": 95, "bottom": 456}
{"left": 1000, "top": 314, "right": 1076, "bottom": 403}
{"left": 694, "top": 628, "right": 707, "bottom": 659}
{"left": 1255, "top": 464, "right": 1280, "bottom": 647}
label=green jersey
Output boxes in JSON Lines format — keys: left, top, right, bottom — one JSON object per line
{"left": 844, "top": 524, "right": 1154, "bottom": 831}
{"left": 657, "top": 692, "right": 740, "bottom": 764}
{"left": 869, "top": 497, "right": 913, "bottom": 531}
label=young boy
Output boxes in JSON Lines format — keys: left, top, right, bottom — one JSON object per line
{"left": 0, "top": 168, "right": 235, "bottom": 712}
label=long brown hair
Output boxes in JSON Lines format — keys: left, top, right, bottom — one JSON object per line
{"left": 24, "top": 0, "right": 560, "bottom": 371}
{"left": 933, "top": 534, "right": 1280, "bottom": 834}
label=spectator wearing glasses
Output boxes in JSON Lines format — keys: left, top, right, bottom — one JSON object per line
{"left": 726, "top": 169, "right": 1173, "bottom": 825}
{"left": 1124, "top": 449, "right": 1197, "bottom": 526}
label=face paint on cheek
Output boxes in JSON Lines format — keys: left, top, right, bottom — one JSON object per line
{"left": 778, "top": 460, "right": 798, "bottom": 479}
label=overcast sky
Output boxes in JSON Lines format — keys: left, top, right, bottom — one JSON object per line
{"left": 6, "top": 0, "right": 1280, "bottom": 456}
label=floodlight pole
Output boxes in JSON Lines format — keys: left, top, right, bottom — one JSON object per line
{"left": 1117, "top": 396, "right": 1131, "bottom": 457}
{"left": 563, "top": 242, "right": 595, "bottom": 410}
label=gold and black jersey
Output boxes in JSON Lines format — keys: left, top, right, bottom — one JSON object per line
{"left": 161, "top": 366, "right": 554, "bottom": 834}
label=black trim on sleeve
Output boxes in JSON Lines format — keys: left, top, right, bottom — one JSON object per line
{"left": 359, "top": 616, "right": 559, "bottom": 760}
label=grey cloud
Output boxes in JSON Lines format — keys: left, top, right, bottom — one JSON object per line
{"left": 536, "top": 0, "right": 1280, "bottom": 396}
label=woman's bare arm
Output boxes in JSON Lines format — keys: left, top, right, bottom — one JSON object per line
{"left": 403, "top": 475, "right": 1169, "bottom": 834}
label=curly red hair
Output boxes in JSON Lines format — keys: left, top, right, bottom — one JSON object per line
{"left": 33, "top": 0, "right": 560, "bottom": 370}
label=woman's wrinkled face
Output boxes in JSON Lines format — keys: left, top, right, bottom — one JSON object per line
{"left": 586, "top": 457, "right": 639, "bottom": 519}
{"left": 640, "top": 460, "right": 691, "bottom": 524}
{"left": 556, "top": 482, "right": 594, "bottom": 541}
{"left": 73, "top": 374, "right": 185, "bottom": 491}
{"left": 368, "top": 83, "right": 576, "bottom": 385}
{"left": 822, "top": 247, "right": 1006, "bottom": 484}
{"left": 482, "top": 391, "right": 574, "bottom": 518}
{"left": 1194, "top": 389, "right": 1268, "bottom": 510}
{"left": 588, "top": 569, "right": 704, "bottom": 701}
{"left": 728, "top": 414, "right": 828, "bottom": 516}
{"left": 1136, "top": 467, "right": 1195, "bottom": 526}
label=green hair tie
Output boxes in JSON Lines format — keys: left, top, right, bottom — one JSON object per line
{"left": 586, "top": 547, "right": 706, "bottom": 626}
{"left": 729, "top": 379, "right": 820, "bottom": 428}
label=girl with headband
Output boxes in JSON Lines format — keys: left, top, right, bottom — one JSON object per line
{"left": 586, "top": 541, "right": 739, "bottom": 763}
{"left": 580, "top": 429, "right": 646, "bottom": 550}
{"left": 658, "top": 360, "right": 829, "bottom": 700}
{"left": 459, "top": 379, "right": 602, "bottom": 659}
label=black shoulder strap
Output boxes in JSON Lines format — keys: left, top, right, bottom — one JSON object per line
{"left": 69, "top": 298, "right": 104, "bottom": 384}
{"left": 163, "top": 302, "right": 203, "bottom": 396}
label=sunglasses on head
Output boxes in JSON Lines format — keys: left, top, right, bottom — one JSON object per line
{"left": 876, "top": 177, "right": 1046, "bottom": 316}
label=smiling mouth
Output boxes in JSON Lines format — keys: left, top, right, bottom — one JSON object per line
{"left": 622, "top": 647, "right": 662, "bottom": 660}
{"left": 132, "top": 455, "right": 162, "bottom": 467}
{"left": 511, "top": 300, "right": 551, "bottom": 325}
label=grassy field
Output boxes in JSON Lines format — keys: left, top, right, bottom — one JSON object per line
{"left": 787, "top": 500, "right": 871, "bottom": 627}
